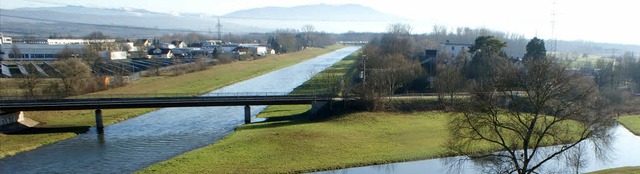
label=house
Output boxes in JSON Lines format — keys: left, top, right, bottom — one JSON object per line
{"left": 0, "top": 34, "right": 12, "bottom": 44}
{"left": 187, "top": 42, "right": 203, "bottom": 50}
{"left": 124, "top": 42, "right": 136, "bottom": 52}
{"left": 147, "top": 48, "right": 173, "bottom": 59}
{"left": 246, "top": 45, "right": 268, "bottom": 56}
{"left": 440, "top": 42, "right": 472, "bottom": 58}
{"left": 232, "top": 46, "right": 249, "bottom": 55}
{"left": 161, "top": 43, "right": 176, "bottom": 49}
{"left": 219, "top": 44, "right": 239, "bottom": 54}
{"left": 99, "top": 51, "right": 128, "bottom": 60}
{"left": 134, "top": 39, "right": 152, "bottom": 48}
{"left": 172, "top": 48, "right": 191, "bottom": 58}
{"left": 171, "top": 40, "right": 187, "bottom": 48}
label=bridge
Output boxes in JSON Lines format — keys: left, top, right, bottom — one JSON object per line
{"left": 0, "top": 93, "right": 335, "bottom": 133}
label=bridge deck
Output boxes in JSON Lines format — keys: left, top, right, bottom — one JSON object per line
{"left": 0, "top": 95, "right": 334, "bottom": 112}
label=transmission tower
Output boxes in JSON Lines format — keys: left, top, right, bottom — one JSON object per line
{"left": 550, "top": 0, "right": 558, "bottom": 59}
{"left": 216, "top": 18, "right": 223, "bottom": 41}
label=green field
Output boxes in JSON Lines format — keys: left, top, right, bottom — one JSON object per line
{"left": 553, "top": 52, "right": 614, "bottom": 69}
{"left": 0, "top": 45, "right": 345, "bottom": 158}
{"left": 618, "top": 115, "right": 640, "bottom": 135}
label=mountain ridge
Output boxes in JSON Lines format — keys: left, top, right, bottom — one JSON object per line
{"left": 223, "top": 4, "right": 406, "bottom": 22}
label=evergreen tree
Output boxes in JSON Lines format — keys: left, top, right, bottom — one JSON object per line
{"left": 523, "top": 37, "right": 547, "bottom": 61}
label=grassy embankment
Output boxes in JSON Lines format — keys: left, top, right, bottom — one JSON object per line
{"left": 142, "top": 111, "right": 451, "bottom": 173}
{"left": 141, "top": 51, "right": 590, "bottom": 173}
{"left": 589, "top": 166, "right": 640, "bottom": 174}
{"left": 618, "top": 115, "right": 640, "bottom": 135}
{"left": 0, "top": 45, "right": 345, "bottom": 158}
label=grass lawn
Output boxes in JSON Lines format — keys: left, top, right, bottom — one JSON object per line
{"left": 0, "top": 45, "right": 345, "bottom": 158}
{"left": 618, "top": 115, "right": 640, "bottom": 135}
{"left": 588, "top": 166, "right": 640, "bottom": 174}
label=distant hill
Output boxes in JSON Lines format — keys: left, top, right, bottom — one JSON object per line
{"left": 14, "top": 5, "right": 166, "bottom": 17}
{"left": 1, "top": 4, "right": 407, "bottom": 37}
{"left": 223, "top": 4, "right": 405, "bottom": 22}
{"left": 0, "top": 6, "right": 267, "bottom": 38}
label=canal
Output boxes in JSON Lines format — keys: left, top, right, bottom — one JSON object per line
{"left": 0, "top": 46, "right": 361, "bottom": 173}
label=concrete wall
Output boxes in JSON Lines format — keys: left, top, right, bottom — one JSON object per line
{"left": 0, "top": 111, "right": 24, "bottom": 126}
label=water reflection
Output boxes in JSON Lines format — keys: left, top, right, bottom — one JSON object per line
{"left": 0, "top": 47, "right": 361, "bottom": 173}
{"left": 314, "top": 125, "right": 640, "bottom": 174}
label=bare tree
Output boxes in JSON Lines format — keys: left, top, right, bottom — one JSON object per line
{"left": 44, "top": 58, "right": 93, "bottom": 97}
{"left": 18, "top": 66, "right": 42, "bottom": 99}
{"left": 275, "top": 29, "right": 300, "bottom": 53}
{"left": 84, "top": 31, "right": 108, "bottom": 39}
{"left": 355, "top": 24, "right": 424, "bottom": 110}
{"left": 446, "top": 58, "right": 614, "bottom": 174}
{"left": 57, "top": 45, "right": 78, "bottom": 59}
{"left": 10, "top": 44, "right": 23, "bottom": 59}
{"left": 387, "top": 23, "right": 412, "bottom": 35}
{"left": 301, "top": 24, "right": 316, "bottom": 47}
{"left": 359, "top": 53, "right": 424, "bottom": 110}
{"left": 433, "top": 63, "right": 465, "bottom": 103}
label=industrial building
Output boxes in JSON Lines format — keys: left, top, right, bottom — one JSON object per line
{"left": 0, "top": 43, "right": 85, "bottom": 61}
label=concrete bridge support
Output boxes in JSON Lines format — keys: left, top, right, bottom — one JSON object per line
{"left": 95, "top": 109, "right": 104, "bottom": 134}
{"left": 244, "top": 105, "right": 251, "bottom": 124}
{"left": 310, "top": 101, "right": 328, "bottom": 116}
{"left": 0, "top": 111, "right": 25, "bottom": 127}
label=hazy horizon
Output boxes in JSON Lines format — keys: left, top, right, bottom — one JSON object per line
{"left": 1, "top": 0, "right": 639, "bottom": 45}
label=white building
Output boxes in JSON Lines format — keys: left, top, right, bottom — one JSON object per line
{"left": 0, "top": 34, "right": 12, "bottom": 45}
{"left": 46, "top": 39, "right": 116, "bottom": 45}
{"left": 99, "top": 51, "right": 128, "bottom": 60}
{"left": 440, "top": 42, "right": 472, "bottom": 58}
{"left": 0, "top": 43, "right": 85, "bottom": 60}
{"left": 124, "top": 42, "right": 136, "bottom": 52}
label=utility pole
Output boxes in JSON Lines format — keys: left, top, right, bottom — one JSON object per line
{"left": 362, "top": 55, "right": 367, "bottom": 84}
{"left": 216, "top": 18, "right": 222, "bottom": 41}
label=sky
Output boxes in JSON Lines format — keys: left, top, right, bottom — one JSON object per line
{"left": 1, "top": 0, "right": 639, "bottom": 45}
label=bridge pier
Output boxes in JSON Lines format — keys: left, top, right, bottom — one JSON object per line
{"left": 310, "top": 101, "right": 328, "bottom": 116}
{"left": 244, "top": 105, "right": 251, "bottom": 124}
{"left": 95, "top": 109, "right": 104, "bottom": 134}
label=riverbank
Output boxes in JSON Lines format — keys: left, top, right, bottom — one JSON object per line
{"left": 0, "top": 45, "right": 345, "bottom": 159}
{"left": 618, "top": 115, "right": 640, "bottom": 135}
{"left": 140, "top": 110, "right": 454, "bottom": 173}
{"left": 136, "top": 113, "right": 640, "bottom": 174}
{"left": 589, "top": 166, "right": 640, "bottom": 174}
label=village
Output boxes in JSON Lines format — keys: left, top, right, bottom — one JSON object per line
{"left": 0, "top": 32, "right": 280, "bottom": 82}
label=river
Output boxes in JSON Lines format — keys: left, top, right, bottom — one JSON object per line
{"left": 314, "top": 124, "right": 640, "bottom": 174}
{"left": 0, "top": 46, "right": 361, "bottom": 173}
